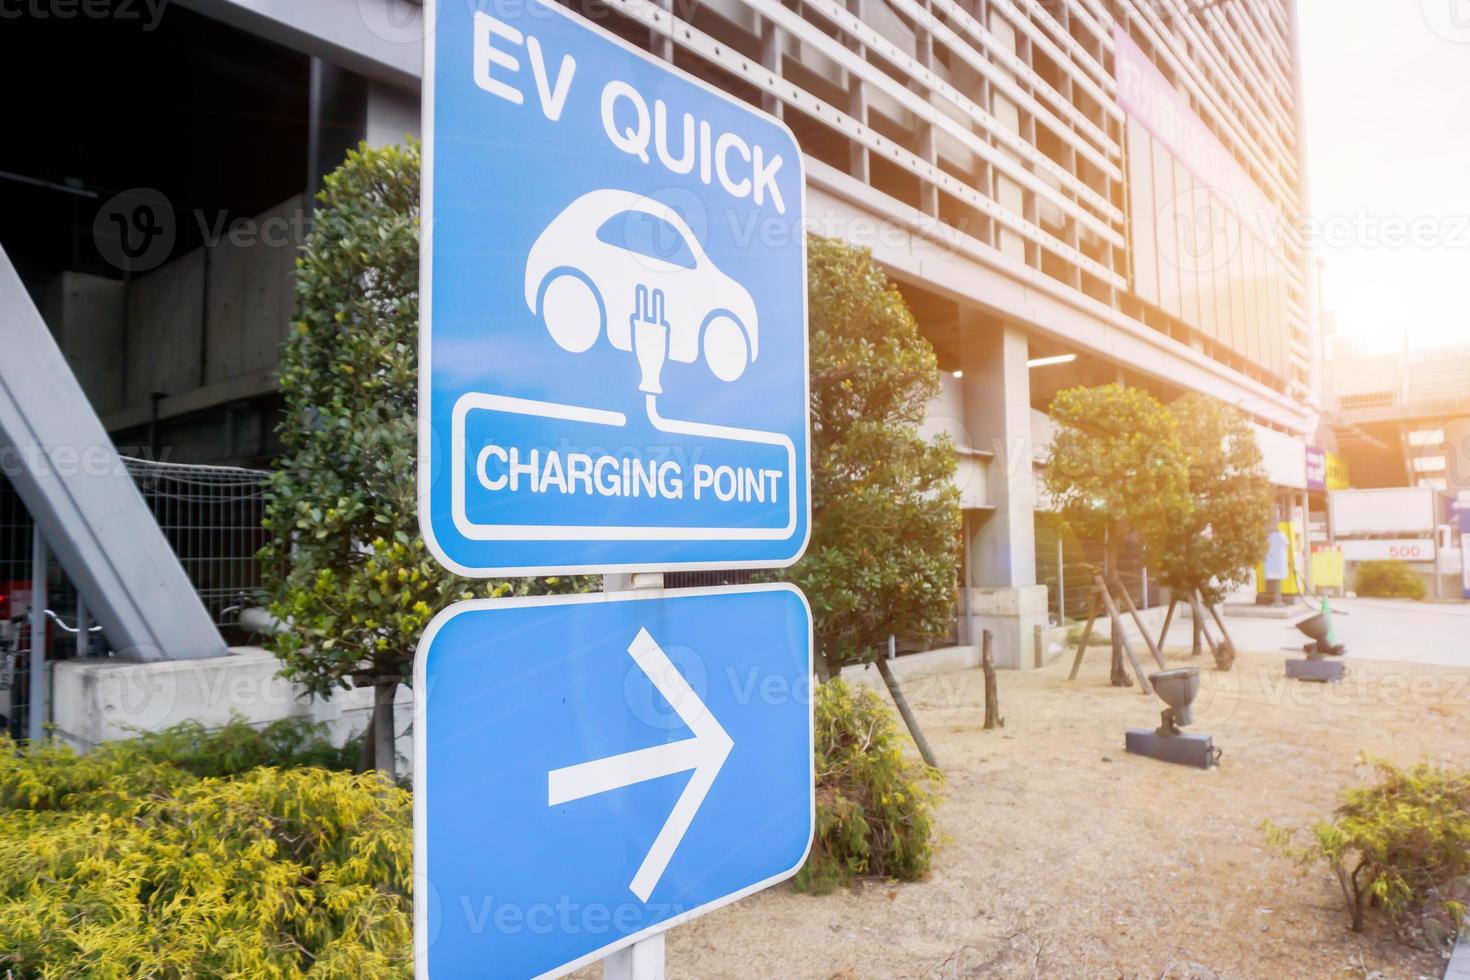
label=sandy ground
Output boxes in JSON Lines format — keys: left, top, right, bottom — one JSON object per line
{"left": 613, "top": 643, "right": 1470, "bottom": 979}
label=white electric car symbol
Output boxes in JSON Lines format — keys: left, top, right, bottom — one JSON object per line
{"left": 524, "top": 189, "right": 759, "bottom": 383}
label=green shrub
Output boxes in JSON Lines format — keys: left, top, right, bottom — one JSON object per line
{"left": 795, "top": 678, "right": 941, "bottom": 894}
{"left": 262, "top": 139, "right": 585, "bottom": 775}
{"left": 0, "top": 736, "right": 411, "bottom": 978}
{"left": 778, "top": 235, "right": 960, "bottom": 678}
{"left": 123, "top": 714, "right": 362, "bottom": 778}
{"left": 1263, "top": 757, "right": 1470, "bottom": 943}
{"left": 1354, "top": 560, "right": 1427, "bottom": 600}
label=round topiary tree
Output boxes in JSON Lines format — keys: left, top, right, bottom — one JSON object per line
{"left": 1043, "top": 384, "right": 1191, "bottom": 686}
{"left": 1158, "top": 392, "right": 1272, "bottom": 655}
{"left": 260, "top": 141, "right": 582, "bottom": 776}
{"left": 780, "top": 234, "right": 961, "bottom": 680}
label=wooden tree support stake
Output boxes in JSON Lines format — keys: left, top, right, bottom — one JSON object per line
{"left": 1111, "top": 573, "right": 1168, "bottom": 671}
{"left": 1156, "top": 596, "right": 1178, "bottom": 654}
{"left": 1206, "top": 598, "right": 1239, "bottom": 657}
{"left": 876, "top": 656, "right": 940, "bottom": 770}
{"left": 1187, "top": 591, "right": 1225, "bottom": 665}
{"left": 1200, "top": 591, "right": 1237, "bottom": 670}
{"left": 1068, "top": 593, "right": 1100, "bottom": 681}
{"left": 1093, "top": 574, "right": 1153, "bottom": 695}
{"left": 982, "top": 630, "right": 1002, "bottom": 730}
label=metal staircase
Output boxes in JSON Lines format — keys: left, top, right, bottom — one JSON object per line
{"left": 0, "top": 244, "right": 227, "bottom": 664}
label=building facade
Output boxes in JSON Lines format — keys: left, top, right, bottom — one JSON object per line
{"left": 2, "top": 0, "right": 1318, "bottom": 668}
{"left": 1326, "top": 341, "right": 1470, "bottom": 495}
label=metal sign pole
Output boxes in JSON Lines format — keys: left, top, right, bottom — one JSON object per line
{"left": 76, "top": 598, "right": 90, "bottom": 657}
{"left": 602, "top": 570, "right": 668, "bottom": 980}
{"left": 602, "top": 920, "right": 666, "bottom": 980}
{"left": 28, "top": 523, "right": 47, "bottom": 743}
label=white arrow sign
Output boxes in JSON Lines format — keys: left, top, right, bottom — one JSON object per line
{"left": 547, "top": 626, "right": 735, "bottom": 901}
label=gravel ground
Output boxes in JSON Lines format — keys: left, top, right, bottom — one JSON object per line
{"left": 603, "top": 643, "right": 1469, "bottom": 979}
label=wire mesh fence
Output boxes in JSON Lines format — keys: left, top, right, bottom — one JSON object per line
{"left": 0, "top": 476, "right": 39, "bottom": 740}
{"left": 0, "top": 458, "right": 271, "bottom": 640}
{"left": 1, "top": 459, "right": 271, "bottom": 740}
{"left": 122, "top": 458, "right": 272, "bottom": 628}
{"left": 1034, "top": 518, "right": 1160, "bottom": 624}
{"left": 0, "top": 476, "right": 33, "bottom": 626}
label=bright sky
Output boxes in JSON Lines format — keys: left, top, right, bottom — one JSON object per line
{"left": 1297, "top": 0, "right": 1470, "bottom": 353}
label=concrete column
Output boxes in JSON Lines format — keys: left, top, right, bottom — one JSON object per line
{"left": 759, "top": 17, "right": 783, "bottom": 119}
{"left": 366, "top": 81, "right": 420, "bottom": 147}
{"left": 650, "top": 0, "right": 673, "bottom": 62}
{"left": 961, "top": 316, "right": 1036, "bottom": 588}
{"left": 307, "top": 58, "right": 368, "bottom": 206}
{"left": 1300, "top": 489, "right": 1313, "bottom": 592}
{"left": 959, "top": 315, "right": 1047, "bottom": 668}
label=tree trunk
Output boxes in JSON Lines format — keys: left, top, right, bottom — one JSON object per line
{"left": 821, "top": 647, "right": 845, "bottom": 684}
{"left": 814, "top": 652, "right": 833, "bottom": 684}
{"left": 982, "top": 630, "right": 1002, "bottom": 730}
{"left": 1189, "top": 591, "right": 1229, "bottom": 669}
{"left": 1110, "top": 572, "right": 1167, "bottom": 670}
{"left": 1191, "top": 603, "right": 1204, "bottom": 657}
{"left": 875, "top": 656, "right": 939, "bottom": 770}
{"left": 1155, "top": 596, "right": 1177, "bottom": 655}
{"left": 1104, "top": 549, "right": 1129, "bottom": 687}
{"left": 357, "top": 710, "right": 377, "bottom": 773}
{"left": 1205, "top": 599, "right": 1239, "bottom": 671}
{"left": 1095, "top": 574, "right": 1151, "bottom": 695}
{"left": 373, "top": 679, "right": 398, "bottom": 781}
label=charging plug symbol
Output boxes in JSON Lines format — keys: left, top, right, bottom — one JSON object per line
{"left": 632, "top": 284, "right": 670, "bottom": 395}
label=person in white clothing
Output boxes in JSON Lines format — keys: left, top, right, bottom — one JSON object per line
{"left": 1264, "top": 525, "right": 1290, "bottom": 606}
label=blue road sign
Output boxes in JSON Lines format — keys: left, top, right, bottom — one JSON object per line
{"left": 420, "top": 0, "right": 810, "bottom": 577}
{"left": 413, "top": 585, "right": 814, "bottom": 978}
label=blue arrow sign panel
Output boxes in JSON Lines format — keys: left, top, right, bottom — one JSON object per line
{"left": 413, "top": 584, "right": 814, "bottom": 978}
{"left": 420, "top": 0, "right": 809, "bottom": 576}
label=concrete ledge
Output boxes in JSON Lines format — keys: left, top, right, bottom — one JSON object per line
{"left": 841, "top": 630, "right": 1070, "bottom": 690}
{"left": 1447, "top": 919, "right": 1470, "bottom": 980}
{"left": 965, "top": 585, "right": 1050, "bottom": 669}
{"left": 50, "top": 631, "right": 1080, "bottom": 771}
{"left": 843, "top": 645, "right": 979, "bottom": 689}
{"left": 49, "top": 647, "right": 414, "bottom": 771}
{"left": 1204, "top": 601, "right": 1307, "bottom": 620}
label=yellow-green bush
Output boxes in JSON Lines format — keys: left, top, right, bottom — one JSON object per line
{"left": 1264, "top": 757, "right": 1470, "bottom": 944}
{"left": 795, "top": 678, "right": 941, "bottom": 894}
{"left": 0, "top": 735, "right": 411, "bottom": 978}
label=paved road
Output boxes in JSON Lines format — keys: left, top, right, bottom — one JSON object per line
{"left": 1159, "top": 595, "right": 1470, "bottom": 669}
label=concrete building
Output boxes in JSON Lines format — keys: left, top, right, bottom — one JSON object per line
{"left": 1325, "top": 341, "right": 1470, "bottom": 494}
{"left": 2, "top": 0, "right": 1318, "bottom": 672}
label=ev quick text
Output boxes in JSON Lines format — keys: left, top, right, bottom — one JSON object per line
{"left": 470, "top": 11, "right": 789, "bottom": 214}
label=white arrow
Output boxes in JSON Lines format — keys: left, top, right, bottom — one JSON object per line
{"left": 547, "top": 627, "right": 734, "bottom": 902}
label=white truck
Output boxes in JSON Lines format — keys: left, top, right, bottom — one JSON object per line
{"left": 1329, "top": 487, "right": 1437, "bottom": 540}
{"left": 1328, "top": 487, "right": 1462, "bottom": 594}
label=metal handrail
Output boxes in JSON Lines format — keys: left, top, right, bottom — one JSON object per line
{"left": 42, "top": 609, "right": 105, "bottom": 636}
